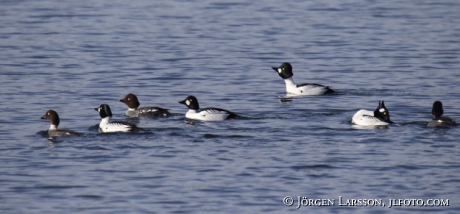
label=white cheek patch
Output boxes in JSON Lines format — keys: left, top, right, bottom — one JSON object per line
{"left": 379, "top": 108, "right": 385, "bottom": 112}
{"left": 278, "top": 68, "right": 282, "bottom": 73}
{"left": 186, "top": 100, "right": 190, "bottom": 106}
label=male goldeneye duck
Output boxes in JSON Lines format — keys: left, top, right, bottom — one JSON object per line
{"left": 95, "top": 104, "right": 139, "bottom": 133}
{"left": 41, "top": 110, "right": 82, "bottom": 137}
{"left": 178, "top": 95, "right": 240, "bottom": 121}
{"left": 119, "top": 93, "right": 170, "bottom": 118}
{"left": 352, "top": 101, "right": 392, "bottom": 126}
{"left": 428, "top": 101, "right": 456, "bottom": 127}
{"left": 271, "top": 62, "right": 334, "bottom": 95}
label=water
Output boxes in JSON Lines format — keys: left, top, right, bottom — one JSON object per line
{"left": 0, "top": 0, "right": 459, "bottom": 213}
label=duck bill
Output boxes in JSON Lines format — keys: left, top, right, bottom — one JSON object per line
{"left": 178, "top": 100, "right": 186, "bottom": 105}
{"left": 94, "top": 107, "right": 99, "bottom": 112}
{"left": 40, "top": 115, "right": 47, "bottom": 119}
{"left": 271, "top": 67, "right": 279, "bottom": 72}
{"left": 119, "top": 99, "right": 125, "bottom": 103}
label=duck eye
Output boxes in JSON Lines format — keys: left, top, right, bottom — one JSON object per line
{"left": 282, "top": 68, "right": 285, "bottom": 70}
{"left": 127, "top": 98, "right": 130, "bottom": 100}
{"left": 47, "top": 113, "right": 50, "bottom": 115}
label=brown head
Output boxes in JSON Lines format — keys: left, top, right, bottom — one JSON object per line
{"left": 119, "top": 93, "right": 140, "bottom": 109}
{"left": 41, "top": 110, "right": 60, "bottom": 127}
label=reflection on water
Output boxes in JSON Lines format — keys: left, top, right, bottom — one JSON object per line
{"left": 351, "top": 124, "right": 389, "bottom": 130}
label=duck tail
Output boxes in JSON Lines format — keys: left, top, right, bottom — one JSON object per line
{"left": 324, "top": 87, "right": 335, "bottom": 94}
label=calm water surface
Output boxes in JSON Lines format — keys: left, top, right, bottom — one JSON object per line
{"left": 0, "top": 0, "right": 459, "bottom": 213}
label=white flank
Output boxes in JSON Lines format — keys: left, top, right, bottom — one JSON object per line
{"left": 284, "top": 77, "right": 327, "bottom": 96}
{"left": 99, "top": 117, "right": 132, "bottom": 132}
{"left": 352, "top": 109, "right": 389, "bottom": 126}
{"left": 185, "top": 109, "right": 229, "bottom": 121}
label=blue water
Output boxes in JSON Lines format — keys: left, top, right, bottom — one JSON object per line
{"left": 0, "top": 0, "right": 459, "bottom": 213}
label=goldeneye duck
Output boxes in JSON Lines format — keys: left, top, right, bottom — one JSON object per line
{"left": 41, "top": 110, "right": 82, "bottom": 137}
{"left": 271, "top": 62, "right": 334, "bottom": 95}
{"left": 352, "top": 101, "right": 392, "bottom": 126}
{"left": 428, "top": 101, "right": 456, "bottom": 127}
{"left": 119, "top": 93, "right": 170, "bottom": 118}
{"left": 178, "top": 95, "right": 240, "bottom": 121}
{"left": 95, "top": 104, "right": 139, "bottom": 133}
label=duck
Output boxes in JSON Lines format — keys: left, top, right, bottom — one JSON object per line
{"left": 427, "top": 101, "right": 456, "bottom": 127}
{"left": 119, "top": 93, "right": 170, "bottom": 117}
{"left": 95, "top": 104, "right": 139, "bottom": 132}
{"left": 178, "top": 95, "right": 240, "bottom": 121}
{"left": 41, "top": 110, "right": 82, "bottom": 137}
{"left": 271, "top": 62, "right": 334, "bottom": 95}
{"left": 352, "top": 101, "right": 392, "bottom": 126}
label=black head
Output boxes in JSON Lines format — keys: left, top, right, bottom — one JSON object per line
{"left": 374, "top": 101, "right": 391, "bottom": 122}
{"left": 119, "top": 93, "right": 140, "bottom": 109}
{"left": 95, "top": 104, "right": 113, "bottom": 118}
{"left": 271, "top": 62, "right": 293, "bottom": 79}
{"left": 41, "top": 110, "right": 60, "bottom": 126}
{"left": 179, "top": 95, "right": 199, "bottom": 110}
{"left": 431, "top": 101, "right": 444, "bottom": 119}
